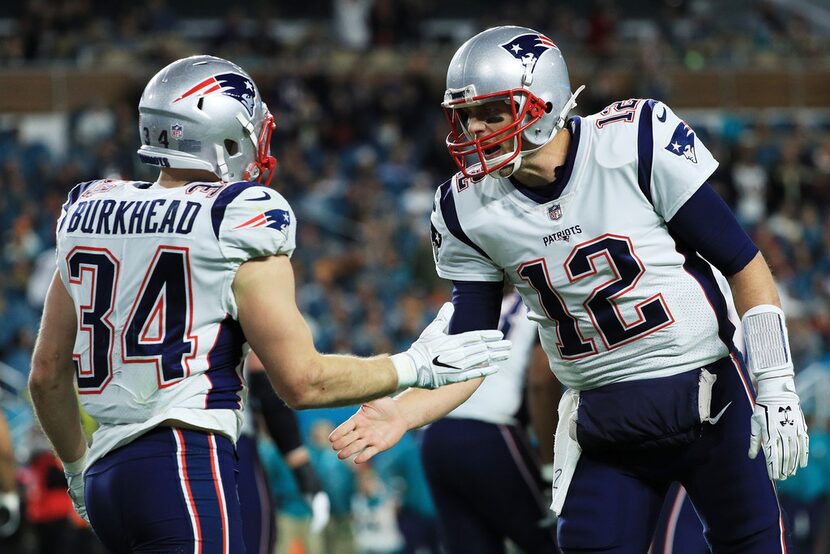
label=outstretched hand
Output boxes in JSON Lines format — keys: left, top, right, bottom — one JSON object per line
{"left": 329, "top": 397, "right": 407, "bottom": 464}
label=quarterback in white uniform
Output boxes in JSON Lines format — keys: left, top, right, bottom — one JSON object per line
{"left": 331, "top": 26, "right": 808, "bottom": 554}
{"left": 28, "top": 55, "right": 511, "bottom": 554}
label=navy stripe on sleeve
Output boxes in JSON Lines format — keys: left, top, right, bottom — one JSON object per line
{"left": 637, "top": 99, "right": 656, "bottom": 205}
{"left": 59, "top": 180, "right": 97, "bottom": 231}
{"left": 438, "top": 180, "right": 493, "bottom": 261}
{"left": 449, "top": 280, "right": 503, "bottom": 334}
{"left": 667, "top": 182, "right": 758, "bottom": 276}
{"left": 211, "top": 181, "right": 255, "bottom": 239}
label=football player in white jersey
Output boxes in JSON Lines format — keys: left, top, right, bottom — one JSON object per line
{"left": 330, "top": 26, "right": 809, "bottom": 553}
{"left": 27, "top": 55, "right": 511, "bottom": 554}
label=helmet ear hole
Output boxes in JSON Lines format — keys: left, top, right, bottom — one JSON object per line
{"left": 197, "top": 97, "right": 204, "bottom": 110}
{"left": 545, "top": 102, "right": 553, "bottom": 113}
{"left": 225, "top": 139, "right": 239, "bottom": 155}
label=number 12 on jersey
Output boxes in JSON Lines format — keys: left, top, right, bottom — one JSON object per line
{"left": 518, "top": 234, "right": 674, "bottom": 360}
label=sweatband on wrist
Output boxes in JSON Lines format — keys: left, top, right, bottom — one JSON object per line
{"left": 62, "top": 450, "right": 88, "bottom": 475}
{"left": 742, "top": 304, "right": 794, "bottom": 381}
{"left": 390, "top": 353, "right": 417, "bottom": 389}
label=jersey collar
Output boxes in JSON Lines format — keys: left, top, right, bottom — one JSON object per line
{"left": 509, "top": 116, "right": 581, "bottom": 205}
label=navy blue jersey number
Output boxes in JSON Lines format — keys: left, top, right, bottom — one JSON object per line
{"left": 66, "top": 246, "right": 194, "bottom": 393}
{"left": 518, "top": 234, "right": 674, "bottom": 358}
{"left": 123, "top": 247, "right": 195, "bottom": 388}
{"left": 67, "top": 248, "right": 120, "bottom": 392}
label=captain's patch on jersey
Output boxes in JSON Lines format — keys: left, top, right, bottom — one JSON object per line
{"left": 664, "top": 122, "right": 698, "bottom": 163}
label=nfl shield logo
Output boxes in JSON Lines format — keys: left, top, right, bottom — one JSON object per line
{"left": 171, "top": 124, "right": 183, "bottom": 139}
{"left": 547, "top": 203, "right": 563, "bottom": 221}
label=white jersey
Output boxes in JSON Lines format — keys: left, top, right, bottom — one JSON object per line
{"left": 55, "top": 179, "right": 296, "bottom": 467}
{"left": 446, "top": 291, "right": 537, "bottom": 425}
{"left": 432, "top": 99, "right": 733, "bottom": 390}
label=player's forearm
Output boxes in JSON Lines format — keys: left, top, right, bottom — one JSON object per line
{"left": 726, "top": 252, "right": 781, "bottom": 317}
{"left": 279, "top": 353, "right": 399, "bottom": 409}
{"left": 29, "top": 367, "right": 87, "bottom": 463}
{"left": 527, "top": 345, "right": 558, "bottom": 465}
{"left": 394, "top": 378, "right": 483, "bottom": 430}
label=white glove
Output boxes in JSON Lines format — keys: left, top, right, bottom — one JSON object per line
{"left": 391, "top": 302, "right": 511, "bottom": 389}
{"left": 0, "top": 491, "right": 20, "bottom": 538}
{"left": 308, "top": 491, "right": 330, "bottom": 534}
{"left": 748, "top": 376, "right": 809, "bottom": 481}
{"left": 63, "top": 452, "right": 89, "bottom": 523}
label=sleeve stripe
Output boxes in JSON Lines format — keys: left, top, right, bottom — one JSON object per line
{"left": 637, "top": 99, "right": 656, "bottom": 206}
{"left": 438, "top": 180, "right": 493, "bottom": 262}
{"left": 211, "top": 182, "right": 253, "bottom": 240}
{"left": 59, "top": 180, "right": 96, "bottom": 231}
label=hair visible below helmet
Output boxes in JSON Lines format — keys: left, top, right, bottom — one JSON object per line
{"left": 137, "top": 55, "right": 276, "bottom": 184}
{"left": 442, "top": 26, "right": 583, "bottom": 178}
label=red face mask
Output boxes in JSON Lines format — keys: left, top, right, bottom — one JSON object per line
{"left": 443, "top": 89, "right": 548, "bottom": 178}
{"left": 244, "top": 112, "right": 277, "bottom": 186}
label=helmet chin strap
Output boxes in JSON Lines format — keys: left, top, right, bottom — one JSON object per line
{"left": 501, "top": 84, "right": 587, "bottom": 178}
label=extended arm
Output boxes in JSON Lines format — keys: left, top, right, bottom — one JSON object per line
{"left": 727, "top": 252, "right": 809, "bottom": 480}
{"left": 233, "top": 256, "right": 509, "bottom": 409}
{"left": 669, "top": 183, "right": 808, "bottom": 480}
{"left": 329, "top": 280, "right": 503, "bottom": 462}
{"left": 329, "top": 379, "right": 483, "bottom": 463}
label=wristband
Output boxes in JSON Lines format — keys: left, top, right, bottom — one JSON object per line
{"left": 390, "top": 353, "right": 417, "bottom": 389}
{"left": 741, "top": 304, "right": 794, "bottom": 381}
{"left": 63, "top": 450, "right": 88, "bottom": 476}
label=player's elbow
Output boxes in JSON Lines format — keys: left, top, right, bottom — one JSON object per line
{"left": 28, "top": 354, "right": 68, "bottom": 397}
{"left": 265, "top": 357, "right": 327, "bottom": 410}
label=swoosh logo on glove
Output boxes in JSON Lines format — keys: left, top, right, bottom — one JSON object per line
{"left": 432, "top": 356, "right": 461, "bottom": 370}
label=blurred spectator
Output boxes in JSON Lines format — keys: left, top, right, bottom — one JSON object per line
{"left": 259, "top": 437, "right": 320, "bottom": 554}
{"left": 18, "top": 447, "right": 73, "bottom": 554}
{"left": 333, "top": 0, "right": 373, "bottom": 50}
{"left": 308, "top": 420, "right": 357, "bottom": 554}
{"left": 352, "top": 466, "right": 404, "bottom": 554}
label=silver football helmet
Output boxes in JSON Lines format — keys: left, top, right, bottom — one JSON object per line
{"left": 137, "top": 55, "right": 276, "bottom": 184}
{"left": 442, "top": 26, "right": 584, "bottom": 178}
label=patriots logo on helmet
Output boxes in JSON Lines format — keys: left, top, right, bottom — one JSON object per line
{"left": 173, "top": 72, "right": 256, "bottom": 117}
{"left": 665, "top": 122, "right": 698, "bottom": 163}
{"left": 500, "top": 33, "right": 557, "bottom": 74}
{"left": 233, "top": 209, "right": 291, "bottom": 232}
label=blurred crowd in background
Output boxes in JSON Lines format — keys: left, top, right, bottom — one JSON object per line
{"left": 0, "top": 0, "right": 829, "bottom": 552}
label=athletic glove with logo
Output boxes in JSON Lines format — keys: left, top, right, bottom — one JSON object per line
{"left": 743, "top": 305, "right": 809, "bottom": 481}
{"left": 749, "top": 376, "right": 809, "bottom": 481}
{"left": 391, "top": 303, "right": 511, "bottom": 389}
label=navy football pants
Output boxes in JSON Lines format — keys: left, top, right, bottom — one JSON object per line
{"left": 421, "top": 418, "right": 558, "bottom": 554}
{"left": 558, "top": 354, "right": 790, "bottom": 553}
{"left": 236, "top": 434, "right": 275, "bottom": 554}
{"left": 85, "top": 427, "right": 244, "bottom": 554}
